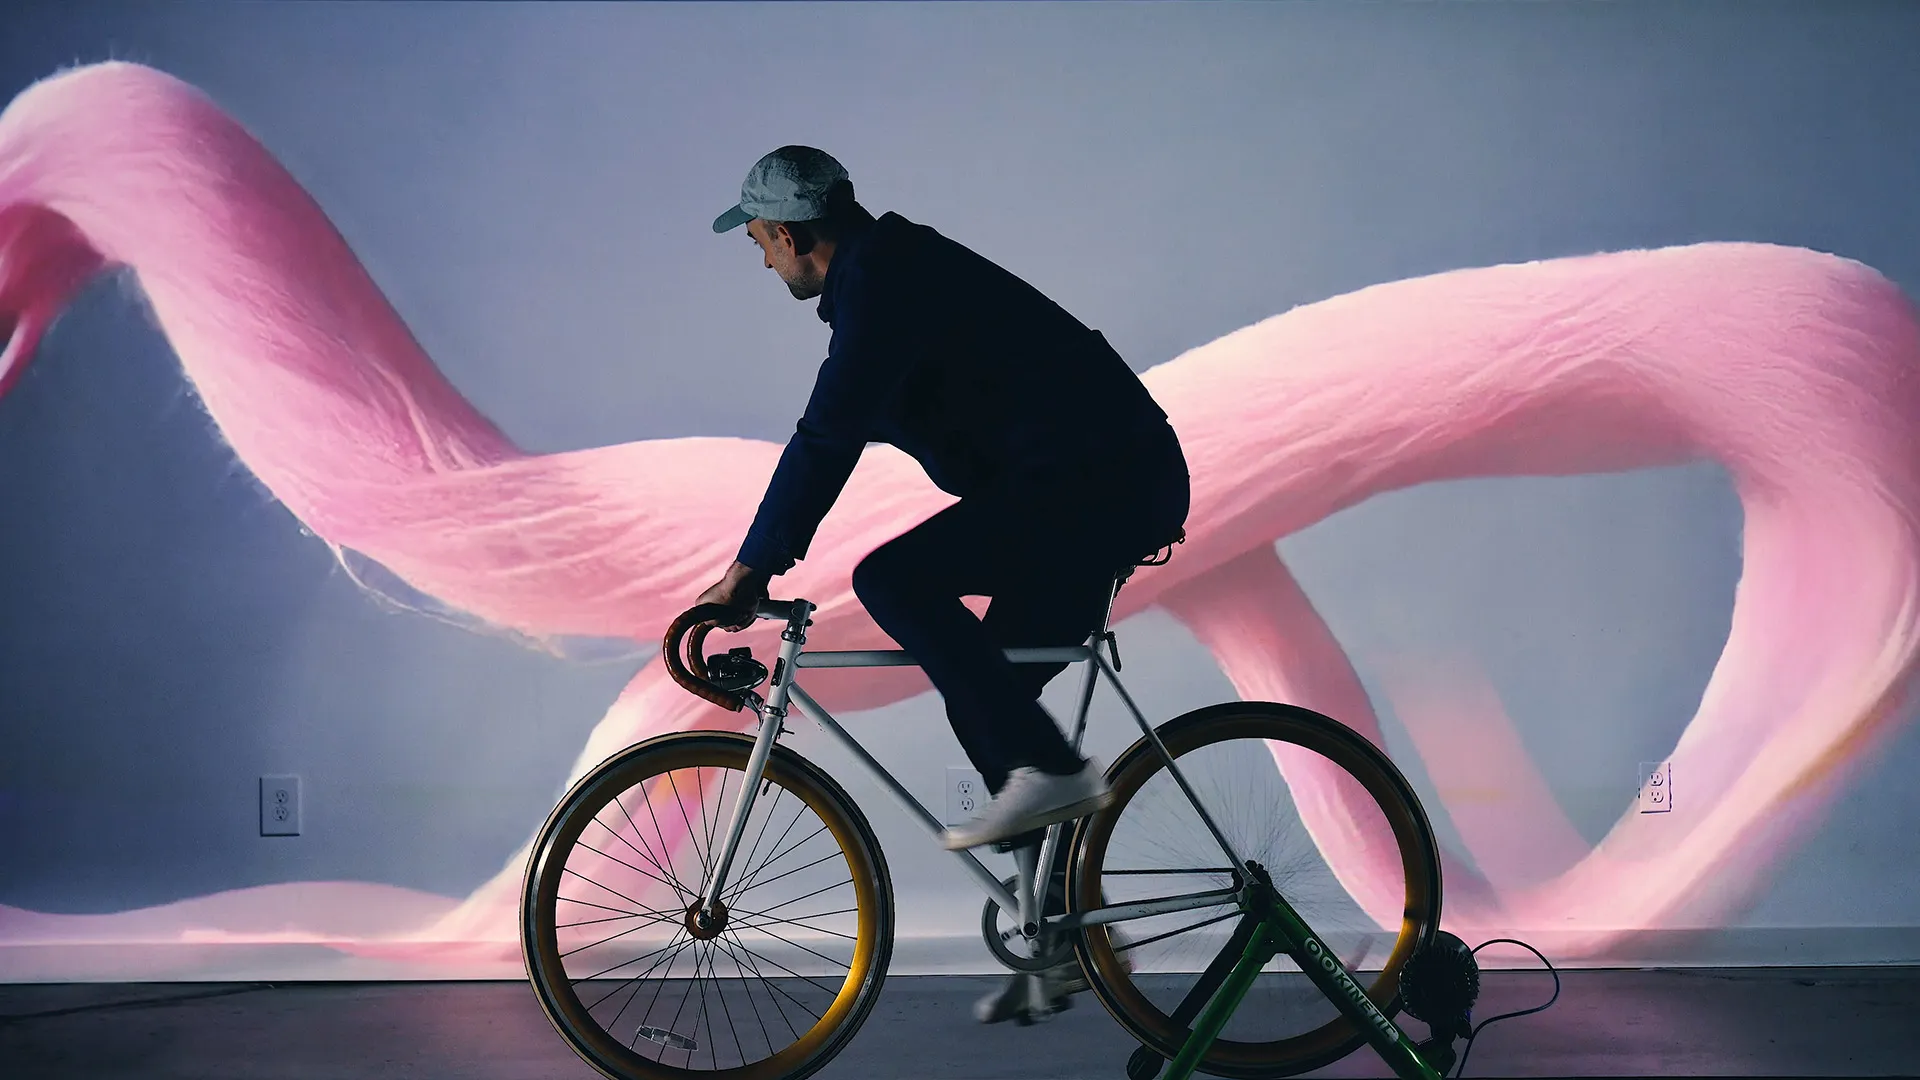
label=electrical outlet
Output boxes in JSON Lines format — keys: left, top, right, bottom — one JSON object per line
{"left": 260, "top": 775, "right": 301, "bottom": 836}
{"left": 945, "top": 767, "right": 985, "bottom": 826}
{"left": 1638, "top": 761, "right": 1672, "bottom": 814}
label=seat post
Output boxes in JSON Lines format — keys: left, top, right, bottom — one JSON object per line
{"left": 1097, "top": 571, "right": 1125, "bottom": 638}
{"left": 1065, "top": 572, "right": 1126, "bottom": 754}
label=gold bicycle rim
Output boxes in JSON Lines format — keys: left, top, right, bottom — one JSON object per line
{"left": 523, "top": 733, "right": 889, "bottom": 1080}
{"left": 1070, "top": 704, "right": 1441, "bottom": 1079}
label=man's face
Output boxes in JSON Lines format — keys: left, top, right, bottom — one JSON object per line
{"left": 748, "top": 220, "right": 826, "bottom": 301}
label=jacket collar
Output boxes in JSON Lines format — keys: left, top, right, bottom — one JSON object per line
{"left": 815, "top": 212, "right": 894, "bottom": 324}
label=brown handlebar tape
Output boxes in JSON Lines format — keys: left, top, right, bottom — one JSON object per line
{"left": 661, "top": 603, "right": 753, "bottom": 712}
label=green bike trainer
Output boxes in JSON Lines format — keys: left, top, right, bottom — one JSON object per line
{"left": 1154, "top": 871, "right": 1448, "bottom": 1080}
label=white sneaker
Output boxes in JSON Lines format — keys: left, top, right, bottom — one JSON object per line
{"left": 940, "top": 761, "right": 1112, "bottom": 851}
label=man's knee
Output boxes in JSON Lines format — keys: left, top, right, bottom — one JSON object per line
{"left": 851, "top": 543, "right": 914, "bottom": 611}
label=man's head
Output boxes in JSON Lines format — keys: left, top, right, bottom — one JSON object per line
{"left": 714, "top": 146, "right": 874, "bottom": 301}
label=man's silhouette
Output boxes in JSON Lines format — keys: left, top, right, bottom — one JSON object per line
{"left": 696, "top": 145, "right": 1187, "bottom": 1020}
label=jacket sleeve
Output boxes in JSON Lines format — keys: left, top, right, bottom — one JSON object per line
{"left": 736, "top": 256, "right": 916, "bottom": 575}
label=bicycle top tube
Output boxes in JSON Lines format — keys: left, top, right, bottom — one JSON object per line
{"left": 795, "top": 646, "right": 1093, "bottom": 668}
{"left": 745, "top": 596, "right": 1097, "bottom": 669}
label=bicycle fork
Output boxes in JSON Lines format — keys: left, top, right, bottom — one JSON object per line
{"left": 693, "top": 602, "right": 816, "bottom": 927}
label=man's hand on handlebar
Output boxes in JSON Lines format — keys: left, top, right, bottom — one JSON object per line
{"left": 695, "top": 559, "right": 773, "bottom": 631}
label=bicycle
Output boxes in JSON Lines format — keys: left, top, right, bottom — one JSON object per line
{"left": 519, "top": 542, "right": 1457, "bottom": 1080}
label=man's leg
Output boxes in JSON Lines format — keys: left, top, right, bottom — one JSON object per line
{"left": 954, "top": 577, "right": 1117, "bottom": 1025}
{"left": 851, "top": 484, "right": 1116, "bottom": 800}
{"left": 976, "top": 579, "right": 1117, "bottom": 879}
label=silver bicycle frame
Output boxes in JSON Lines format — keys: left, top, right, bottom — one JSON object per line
{"left": 693, "top": 584, "right": 1247, "bottom": 939}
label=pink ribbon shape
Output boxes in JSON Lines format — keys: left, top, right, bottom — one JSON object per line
{"left": 3, "top": 61, "right": 1917, "bottom": 968}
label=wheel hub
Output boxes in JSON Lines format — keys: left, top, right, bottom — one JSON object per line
{"left": 684, "top": 899, "right": 729, "bottom": 940}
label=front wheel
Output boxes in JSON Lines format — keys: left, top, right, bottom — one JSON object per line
{"left": 522, "top": 731, "right": 894, "bottom": 1080}
{"left": 1068, "top": 702, "right": 1443, "bottom": 1079}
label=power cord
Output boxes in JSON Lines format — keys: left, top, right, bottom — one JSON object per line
{"left": 1453, "top": 937, "right": 1559, "bottom": 1077}
{"left": 1401, "top": 931, "right": 1561, "bottom": 1078}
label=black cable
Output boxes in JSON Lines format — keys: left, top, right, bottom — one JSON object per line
{"left": 1453, "top": 938, "right": 1559, "bottom": 1078}
{"left": 0, "top": 982, "right": 277, "bottom": 1026}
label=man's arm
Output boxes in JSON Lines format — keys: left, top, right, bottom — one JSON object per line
{"left": 736, "top": 257, "right": 914, "bottom": 576}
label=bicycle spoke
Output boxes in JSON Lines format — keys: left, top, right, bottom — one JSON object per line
{"left": 666, "top": 770, "right": 710, "bottom": 882}
{"left": 718, "top": 924, "right": 830, "bottom": 1022}
{"left": 556, "top": 894, "right": 650, "bottom": 920}
{"left": 727, "top": 921, "right": 853, "bottom": 973}
{"left": 640, "top": 778, "right": 697, "bottom": 901}
{"left": 610, "top": 792, "right": 692, "bottom": 901}
{"left": 709, "top": 925, "right": 847, "bottom": 1000}
{"left": 699, "top": 768, "right": 726, "bottom": 885}
{"left": 708, "top": 928, "right": 780, "bottom": 1061}
{"left": 727, "top": 846, "right": 845, "bottom": 901}
{"left": 625, "top": 933, "right": 706, "bottom": 1052}
{"left": 714, "top": 925, "right": 816, "bottom": 1044}
{"left": 713, "top": 929, "right": 803, "bottom": 1035}
{"left": 558, "top": 910, "right": 659, "bottom": 931}
{"left": 723, "top": 818, "right": 826, "bottom": 903}
{"left": 659, "top": 938, "right": 707, "bottom": 1062}
{"left": 743, "top": 876, "right": 854, "bottom": 919}
{"left": 573, "top": 838, "right": 684, "bottom": 899}
{"left": 560, "top": 857, "right": 672, "bottom": 926}
{"left": 690, "top": 930, "right": 749, "bottom": 1068}
{"left": 718, "top": 791, "right": 814, "bottom": 899}
{"left": 568, "top": 917, "right": 690, "bottom": 978}
{"left": 581, "top": 927, "right": 694, "bottom": 1012}
{"left": 597, "top": 933, "right": 696, "bottom": 1034}
{"left": 704, "top": 929, "right": 747, "bottom": 1070}
{"left": 727, "top": 906, "right": 859, "bottom": 942}
{"left": 589, "top": 809, "right": 677, "bottom": 885}
{"left": 557, "top": 900, "right": 682, "bottom": 962}
{"left": 691, "top": 937, "right": 718, "bottom": 1067}
{"left": 1111, "top": 908, "right": 1242, "bottom": 954}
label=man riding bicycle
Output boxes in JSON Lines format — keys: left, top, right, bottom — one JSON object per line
{"left": 695, "top": 146, "right": 1189, "bottom": 1022}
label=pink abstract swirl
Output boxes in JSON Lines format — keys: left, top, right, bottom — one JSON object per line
{"left": 3, "top": 62, "right": 1917, "bottom": 966}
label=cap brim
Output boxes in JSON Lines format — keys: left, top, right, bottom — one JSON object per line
{"left": 712, "top": 204, "right": 753, "bottom": 234}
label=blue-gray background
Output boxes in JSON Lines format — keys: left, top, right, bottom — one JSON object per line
{"left": 2, "top": 0, "right": 1917, "bottom": 966}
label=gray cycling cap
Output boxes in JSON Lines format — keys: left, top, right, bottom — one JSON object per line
{"left": 712, "top": 145, "right": 850, "bottom": 234}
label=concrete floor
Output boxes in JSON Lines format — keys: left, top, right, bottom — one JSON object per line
{"left": 2, "top": 968, "right": 1915, "bottom": 1078}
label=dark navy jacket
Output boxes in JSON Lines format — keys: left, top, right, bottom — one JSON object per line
{"left": 737, "top": 211, "right": 1177, "bottom": 576}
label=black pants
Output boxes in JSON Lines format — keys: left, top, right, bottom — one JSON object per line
{"left": 850, "top": 422, "right": 1190, "bottom": 798}
{"left": 852, "top": 425, "right": 1188, "bottom": 917}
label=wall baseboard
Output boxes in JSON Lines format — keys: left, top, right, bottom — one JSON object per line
{"left": 3, "top": 927, "right": 1919, "bottom": 983}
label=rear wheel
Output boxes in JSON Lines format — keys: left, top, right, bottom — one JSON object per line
{"left": 522, "top": 731, "right": 893, "bottom": 1080}
{"left": 1068, "top": 702, "right": 1442, "bottom": 1079}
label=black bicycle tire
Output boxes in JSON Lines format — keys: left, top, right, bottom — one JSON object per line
{"left": 520, "top": 731, "right": 895, "bottom": 1080}
{"left": 1067, "top": 701, "right": 1444, "bottom": 1080}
